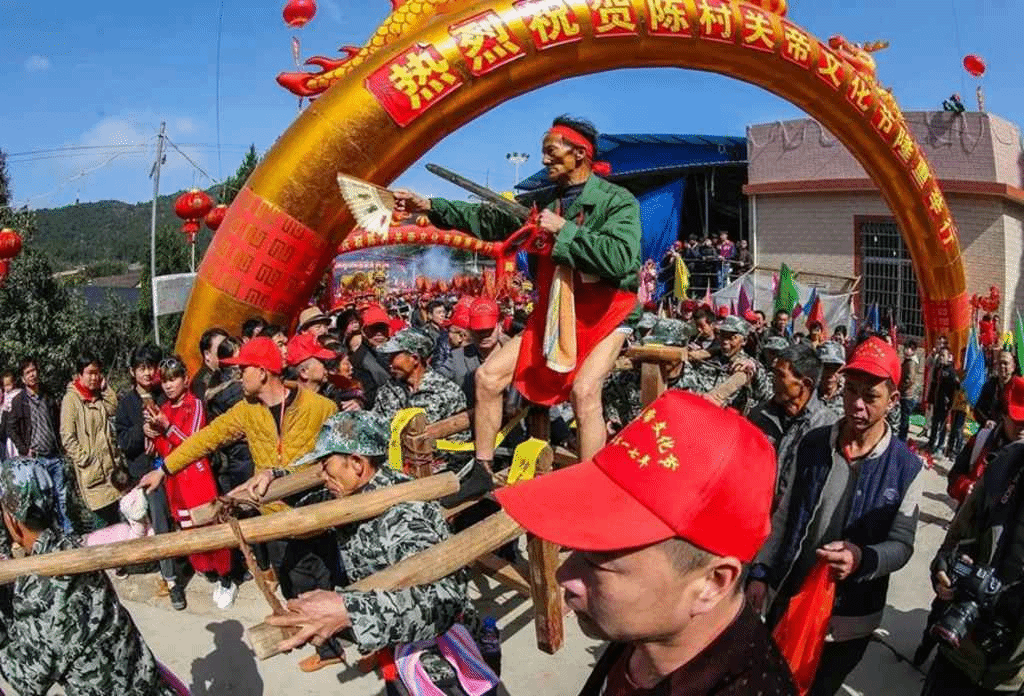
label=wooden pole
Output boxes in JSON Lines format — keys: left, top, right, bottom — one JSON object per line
{"left": 625, "top": 345, "right": 688, "bottom": 364}
{"left": 188, "top": 465, "right": 326, "bottom": 527}
{"left": 247, "top": 510, "right": 525, "bottom": 660}
{"left": 703, "top": 371, "right": 750, "bottom": 407}
{"left": 423, "top": 409, "right": 473, "bottom": 440}
{"left": 640, "top": 361, "right": 667, "bottom": 407}
{"left": 0, "top": 474, "right": 459, "bottom": 585}
{"left": 525, "top": 407, "right": 564, "bottom": 654}
{"left": 401, "top": 412, "right": 434, "bottom": 478}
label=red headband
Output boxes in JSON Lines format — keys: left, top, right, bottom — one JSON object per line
{"left": 549, "top": 125, "right": 594, "bottom": 158}
{"left": 548, "top": 125, "right": 612, "bottom": 176}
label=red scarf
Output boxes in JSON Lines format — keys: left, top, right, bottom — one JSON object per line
{"left": 73, "top": 378, "right": 100, "bottom": 402}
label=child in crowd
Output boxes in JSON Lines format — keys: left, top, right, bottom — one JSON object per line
{"left": 84, "top": 469, "right": 152, "bottom": 547}
{"left": 144, "top": 356, "right": 236, "bottom": 609}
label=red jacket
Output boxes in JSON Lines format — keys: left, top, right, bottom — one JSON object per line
{"left": 154, "top": 392, "right": 230, "bottom": 576}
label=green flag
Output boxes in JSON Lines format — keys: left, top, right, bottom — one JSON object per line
{"left": 774, "top": 263, "right": 800, "bottom": 315}
{"left": 1015, "top": 311, "right": 1024, "bottom": 375}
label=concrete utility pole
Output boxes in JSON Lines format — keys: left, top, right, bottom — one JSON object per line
{"left": 149, "top": 122, "right": 166, "bottom": 345}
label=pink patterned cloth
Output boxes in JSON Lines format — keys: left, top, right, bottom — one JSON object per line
{"left": 394, "top": 624, "right": 499, "bottom": 696}
{"left": 158, "top": 662, "right": 191, "bottom": 695}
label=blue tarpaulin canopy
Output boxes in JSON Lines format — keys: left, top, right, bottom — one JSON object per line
{"left": 514, "top": 133, "right": 747, "bottom": 192}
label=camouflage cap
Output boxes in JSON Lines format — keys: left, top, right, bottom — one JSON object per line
{"left": 717, "top": 315, "right": 752, "bottom": 337}
{"left": 643, "top": 318, "right": 695, "bottom": 347}
{"left": 378, "top": 328, "right": 434, "bottom": 360}
{"left": 817, "top": 341, "right": 847, "bottom": 366}
{"left": 762, "top": 336, "right": 791, "bottom": 352}
{"left": 0, "top": 457, "right": 54, "bottom": 523}
{"left": 291, "top": 411, "right": 391, "bottom": 468}
{"left": 636, "top": 312, "right": 659, "bottom": 331}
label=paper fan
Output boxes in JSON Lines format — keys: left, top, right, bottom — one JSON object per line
{"left": 337, "top": 173, "right": 396, "bottom": 236}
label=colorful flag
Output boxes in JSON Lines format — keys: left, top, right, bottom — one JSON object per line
{"left": 801, "top": 287, "right": 818, "bottom": 318}
{"left": 963, "top": 328, "right": 987, "bottom": 406}
{"left": 805, "top": 295, "right": 827, "bottom": 336}
{"left": 774, "top": 264, "right": 800, "bottom": 316}
{"left": 1015, "top": 311, "right": 1024, "bottom": 376}
{"left": 702, "top": 281, "right": 713, "bottom": 309}
{"left": 738, "top": 284, "right": 752, "bottom": 317}
{"left": 888, "top": 308, "right": 898, "bottom": 346}
{"left": 730, "top": 299, "right": 736, "bottom": 316}
{"left": 673, "top": 257, "right": 689, "bottom": 299}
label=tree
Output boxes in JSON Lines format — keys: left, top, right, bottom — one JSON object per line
{"left": 219, "top": 144, "right": 260, "bottom": 205}
{"left": 0, "top": 245, "right": 143, "bottom": 394}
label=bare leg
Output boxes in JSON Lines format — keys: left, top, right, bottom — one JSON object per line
{"left": 474, "top": 335, "right": 522, "bottom": 462}
{"left": 571, "top": 330, "right": 628, "bottom": 461}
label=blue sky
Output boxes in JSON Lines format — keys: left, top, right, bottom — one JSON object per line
{"left": 2, "top": 0, "right": 1021, "bottom": 209}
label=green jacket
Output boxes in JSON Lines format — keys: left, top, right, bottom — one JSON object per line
{"left": 428, "top": 174, "right": 642, "bottom": 293}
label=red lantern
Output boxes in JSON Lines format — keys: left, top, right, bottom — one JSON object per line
{"left": 0, "top": 229, "right": 23, "bottom": 260}
{"left": 283, "top": 0, "right": 316, "bottom": 28}
{"left": 181, "top": 219, "right": 201, "bottom": 245}
{"left": 205, "top": 204, "right": 228, "bottom": 231}
{"left": 963, "top": 54, "right": 986, "bottom": 78}
{"left": 174, "top": 189, "right": 214, "bottom": 222}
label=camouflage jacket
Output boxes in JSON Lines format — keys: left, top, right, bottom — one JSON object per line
{"left": 603, "top": 368, "right": 643, "bottom": 435}
{"left": 0, "top": 529, "right": 177, "bottom": 696}
{"left": 304, "top": 466, "right": 477, "bottom": 683}
{"left": 676, "top": 353, "right": 773, "bottom": 414}
{"left": 372, "top": 371, "right": 470, "bottom": 443}
{"left": 819, "top": 388, "right": 845, "bottom": 423}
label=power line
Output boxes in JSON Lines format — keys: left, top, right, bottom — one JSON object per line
{"left": 7, "top": 142, "right": 249, "bottom": 159}
{"left": 163, "top": 136, "right": 220, "bottom": 184}
{"left": 215, "top": 0, "right": 226, "bottom": 184}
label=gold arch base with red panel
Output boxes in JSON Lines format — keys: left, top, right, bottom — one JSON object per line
{"left": 175, "top": 0, "right": 969, "bottom": 368}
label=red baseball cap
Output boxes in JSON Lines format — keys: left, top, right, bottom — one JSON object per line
{"left": 286, "top": 333, "right": 335, "bottom": 367}
{"left": 495, "top": 390, "right": 776, "bottom": 560}
{"left": 1005, "top": 376, "right": 1024, "bottom": 421}
{"left": 220, "top": 336, "right": 284, "bottom": 375}
{"left": 361, "top": 304, "right": 390, "bottom": 329}
{"left": 469, "top": 298, "right": 500, "bottom": 331}
{"left": 743, "top": 309, "right": 759, "bottom": 323}
{"left": 842, "top": 337, "right": 901, "bottom": 383}
{"left": 717, "top": 306, "right": 730, "bottom": 318}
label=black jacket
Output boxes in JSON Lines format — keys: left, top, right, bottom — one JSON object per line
{"left": 350, "top": 343, "right": 390, "bottom": 408}
{"left": 114, "top": 389, "right": 163, "bottom": 480}
{"left": 204, "top": 372, "right": 255, "bottom": 488}
{"left": 3, "top": 389, "right": 61, "bottom": 457}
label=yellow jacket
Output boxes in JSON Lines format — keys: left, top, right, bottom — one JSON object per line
{"left": 164, "top": 388, "right": 336, "bottom": 511}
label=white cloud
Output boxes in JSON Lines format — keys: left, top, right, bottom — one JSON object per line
{"left": 24, "top": 55, "right": 50, "bottom": 72}
{"left": 173, "top": 117, "right": 196, "bottom": 136}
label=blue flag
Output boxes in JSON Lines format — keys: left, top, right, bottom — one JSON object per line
{"left": 866, "top": 303, "right": 881, "bottom": 332}
{"left": 964, "top": 328, "right": 987, "bottom": 406}
{"left": 802, "top": 287, "right": 818, "bottom": 318}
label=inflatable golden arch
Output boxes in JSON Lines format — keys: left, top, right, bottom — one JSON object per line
{"left": 176, "top": 0, "right": 969, "bottom": 367}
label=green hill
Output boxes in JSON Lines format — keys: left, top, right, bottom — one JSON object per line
{"left": 32, "top": 193, "right": 216, "bottom": 269}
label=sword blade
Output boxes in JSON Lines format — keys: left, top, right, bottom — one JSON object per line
{"left": 425, "top": 163, "right": 532, "bottom": 221}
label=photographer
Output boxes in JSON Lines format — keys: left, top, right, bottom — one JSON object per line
{"left": 925, "top": 439, "right": 1024, "bottom": 695}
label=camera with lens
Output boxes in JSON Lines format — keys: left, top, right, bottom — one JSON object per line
{"left": 930, "top": 558, "right": 1013, "bottom": 657}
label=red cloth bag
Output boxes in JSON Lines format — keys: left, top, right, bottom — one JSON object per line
{"left": 772, "top": 560, "right": 836, "bottom": 695}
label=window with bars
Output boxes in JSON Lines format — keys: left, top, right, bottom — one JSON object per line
{"left": 858, "top": 219, "right": 924, "bottom": 338}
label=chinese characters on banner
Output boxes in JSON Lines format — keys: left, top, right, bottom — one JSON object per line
{"left": 647, "top": 0, "right": 692, "bottom": 36}
{"left": 450, "top": 10, "right": 525, "bottom": 75}
{"left": 365, "top": 43, "right": 464, "bottom": 127}
{"left": 513, "top": 0, "right": 583, "bottom": 48}
{"left": 589, "top": 0, "right": 639, "bottom": 37}
{"left": 923, "top": 294, "right": 970, "bottom": 333}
